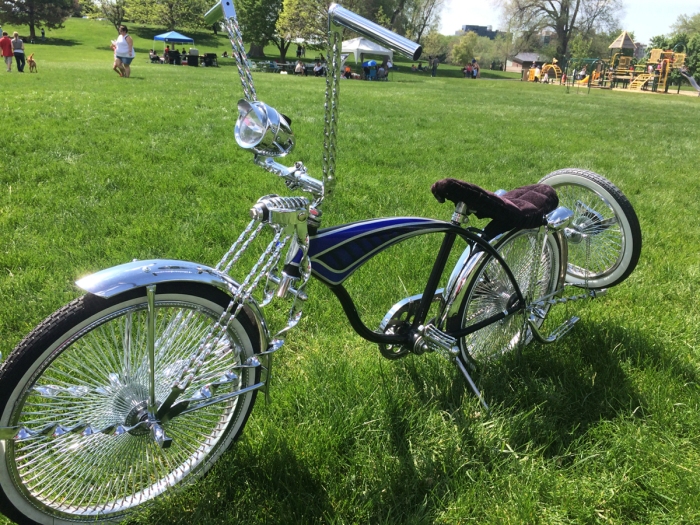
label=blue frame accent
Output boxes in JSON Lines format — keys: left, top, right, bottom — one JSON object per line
{"left": 291, "top": 217, "right": 454, "bottom": 285}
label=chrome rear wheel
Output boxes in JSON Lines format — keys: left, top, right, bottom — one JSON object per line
{"left": 449, "top": 229, "right": 562, "bottom": 366}
{"left": 540, "top": 169, "right": 641, "bottom": 289}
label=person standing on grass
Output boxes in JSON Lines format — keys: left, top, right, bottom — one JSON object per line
{"left": 41, "top": 28, "right": 45, "bottom": 42}
{"left": 0, "top": 32, "right": 13, "bottom": 72}
{"left": 12, "top": 32, "right": 25, "bottom": 73}
{"left": 431, "top": 56, "right": 438, "bottom": 77}
{"left": 113, "top": 25, "right": 134, "bottom": 78}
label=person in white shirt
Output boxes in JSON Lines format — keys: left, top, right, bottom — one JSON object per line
{"left": 111, "top": 25, "right": 134, "bottom": 77}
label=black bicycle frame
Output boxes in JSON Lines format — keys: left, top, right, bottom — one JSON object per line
{"left": 291, "top": 217, "right": 526, "bottom": 347}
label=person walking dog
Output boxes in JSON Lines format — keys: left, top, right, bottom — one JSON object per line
{"left": 12, "top": 32, "right": 25, "bottom": 73}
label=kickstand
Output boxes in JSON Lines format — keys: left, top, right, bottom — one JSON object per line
{"left": 455, "top": 358, "right": 489, "bottom": 411}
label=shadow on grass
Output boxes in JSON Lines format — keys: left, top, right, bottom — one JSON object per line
{"left": 135, "top": 438, "right": 333, "bottom": 525}
{"left": 475, "top": 320, "right": 697, "bottom": 458}
{"left": 25, "top": 37, "right": 80, "bottom": 47}
{"left": 396, "top": 319, "right": 697, "bottom": 461}
{"left": 132, "top": 321, "right": 692, "bottom": 524}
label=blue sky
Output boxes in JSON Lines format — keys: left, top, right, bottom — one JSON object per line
{"left": 439, "top": 0, "right": 699, "bottom": 44}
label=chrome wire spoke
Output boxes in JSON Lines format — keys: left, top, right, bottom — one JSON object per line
{"left": 10, "top": 300, "right": 243, "bottom": 516}
{"left": 556, "top": 185, "right": 624, "bottom": 278}
{"left": 463, "top": 232, "right": 555, "bottom": 361}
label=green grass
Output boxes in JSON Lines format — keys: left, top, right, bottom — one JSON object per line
{"left": 1, "top": 17, "right": 700, "bottom": 525}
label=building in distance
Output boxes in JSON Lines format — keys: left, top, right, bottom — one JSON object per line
{"left": 455, "top": 25, "right": 501, "bottom": 39}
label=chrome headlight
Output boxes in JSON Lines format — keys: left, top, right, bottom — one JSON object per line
{"left": 234, "top": 99, "right": 294, "bottom": 157}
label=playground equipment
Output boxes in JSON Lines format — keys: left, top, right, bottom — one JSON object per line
{"left": 541, "top": 62, "right": 562, "bottom": 81}
{"left": 607, "top": 31, "right": 689, "bottom": 93}
{"left": 627, "top": 48, "right": 681, "bottom": 92}
{"left": 524, "top": 60, "right": 561, "bottom": 83}
{"left": 564, "top": 58, "right": 610, "bottom": 94}
{"left": 679, "top": 66, "right": 700, "bottom": 96}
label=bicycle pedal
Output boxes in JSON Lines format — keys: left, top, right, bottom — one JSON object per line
{"left": 528, "top": 316, "right": 579, "bottom": 344}
{"left": 417, "top": 323, "right": 459, "bottom": 356}
{"left": 549, "top": 316, "right": 580, "bottom": 339}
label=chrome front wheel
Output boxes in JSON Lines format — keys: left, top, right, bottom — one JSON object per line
{"left": 0, "top": 283, "right": 260, "bottom": 524}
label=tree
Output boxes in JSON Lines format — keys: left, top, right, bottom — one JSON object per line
{"left": 74, "top": 0, "right": 98, "bottom": 17}
{"left": 568, "top": 32, "right": 591, "bottom": 59}
{"left": 128, "top": 0, "right": 209, "bottom": 30}
{"left": 421, "top": 29, "right": 450, "bottom": 61}
{"left": 237, "top": 0, "right": 291, "bottom": 60}
{"left": 500, "top": 0, "right": 622, "bottom": 61}
{"left": 649, "top": 34, "right": 669, "bottom": 50}
{"left": 0, "top": 0, "right": 78, "bottom": 39}
{"left": 672, "top": 12, "right": 700, "bottom": 35}
{"left": 450, "top": 31, "right": 477, "bottom": 65}
{"left": 686, "top": 33, "right": 700, "bottom": 78}
{"left": 493, "top": 30, "right": 514, "bottom": 68}
{"left": 276, "top": 0, "right": 326, "bottom": 50}
{"left": 404, "top": 0, "right": 444, "bottom": 43}
{"left": 100, "top": 0, "right": 128, "bottom": 30}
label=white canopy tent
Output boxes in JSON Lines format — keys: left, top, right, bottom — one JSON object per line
{"left": 341, "top": 37, "right": 393, "bottom": 64}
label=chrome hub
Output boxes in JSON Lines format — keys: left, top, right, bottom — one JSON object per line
{"left": 125, "top": 401, "right": 151, "bottom": 436}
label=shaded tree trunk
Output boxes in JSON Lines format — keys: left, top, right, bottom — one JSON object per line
{"left": 273, "top": 38, "right": 291, "bottom": 62}
{"left": 248, "top": 43, "right": 265, "bottom": 58}
{"left": 390, "top": 0, "right": 407, "bottom": 30}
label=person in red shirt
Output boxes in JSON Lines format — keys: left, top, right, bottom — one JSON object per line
{"left": 0, "top": 32, "right": 13, "bottom": 72}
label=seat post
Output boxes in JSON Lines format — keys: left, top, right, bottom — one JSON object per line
{"left": 451, "top": 201, "right": 469, "bottom": 226}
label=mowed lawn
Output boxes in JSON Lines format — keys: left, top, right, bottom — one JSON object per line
{"left": 1, "top": 17, "right": 700, "bottom": 525}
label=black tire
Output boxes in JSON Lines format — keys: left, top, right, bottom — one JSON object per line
{"left": 0, "top": 282, "right": 260, "bottom": 525}
{"left": 539, "top": 169, "right": 642, "bottom": 289}
{"left": 447, "top": 229, "right": 563, "bottom": 367}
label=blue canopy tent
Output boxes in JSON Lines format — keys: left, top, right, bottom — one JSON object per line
{"left": 153, "top": 31, "right": 194, "bottom": 53}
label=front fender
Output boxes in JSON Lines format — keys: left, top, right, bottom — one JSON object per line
{"left": 76, "top": 259, "right": 270, "bottom": 352}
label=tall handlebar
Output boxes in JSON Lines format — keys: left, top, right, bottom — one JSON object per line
{"left": 206, "top": 1, "right": 422, "bottom": 62}
{"left": 328, "top": 4, "right": 422, "bottom": 61}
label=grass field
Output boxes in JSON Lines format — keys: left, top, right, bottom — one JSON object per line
{"left": 0, "top": 16, "right": 699, "bottom": 525}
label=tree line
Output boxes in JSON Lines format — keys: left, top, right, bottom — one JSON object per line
{"left": 0, "top": 0, "right": 443, "bottom": 60}
{"left": 1, "top": 0, "right": 697, "bottom": 79}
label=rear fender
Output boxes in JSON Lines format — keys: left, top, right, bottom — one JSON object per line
{"left": 75, "top": 259, "right": 271, "bottom": 352}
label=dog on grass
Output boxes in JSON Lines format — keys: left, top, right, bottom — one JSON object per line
{"left": 27, "top": 53, "right": 37, "bottom": 73}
